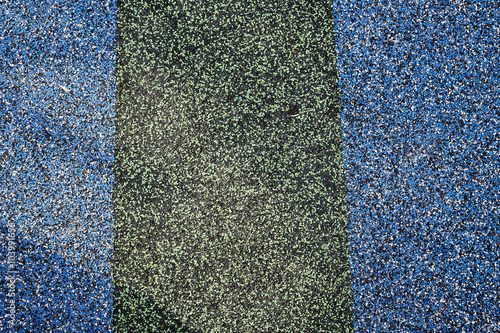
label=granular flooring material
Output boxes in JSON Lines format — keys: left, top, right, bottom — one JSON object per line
{"left": 1, "top": 0, "right": 115, "bottom": 331}
{"left": 114, "top": 0, "right": 352, "bottom": 332}
{"left": 2, "top": 0, "right": 499, "bottom": 332}
{"left": 335, "top": 0, "right": 500, "bottom": 331}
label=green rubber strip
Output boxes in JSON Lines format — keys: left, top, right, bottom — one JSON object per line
{"left": 114, "top": 1, "right": 353, "bottom": 332}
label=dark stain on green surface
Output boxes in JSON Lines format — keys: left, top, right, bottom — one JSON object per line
{"left": 114, "top": 284, "right": 201, "bottom": 332}
{"left": 114, "top": 0, "right": 353, "bottom": 331}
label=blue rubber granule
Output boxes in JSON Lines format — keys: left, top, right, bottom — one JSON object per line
{"left": 334, "top": 0, "right": 499, "bottom": 331}
{"left": 0, "top": 0, "right": 115, "bottom": 331}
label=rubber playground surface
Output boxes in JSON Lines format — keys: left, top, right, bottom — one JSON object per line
{"left": 1, "top": 0, "right": 499, "bottom": 332}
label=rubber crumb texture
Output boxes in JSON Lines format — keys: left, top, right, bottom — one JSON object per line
{"left": 114, "top": 0, "right": 353, "bottom": 332}
{"left": 333, "top": 0, "right": 500, "bottom": 332}
{"left": 1, "top": 0, "right": 115, "bottom": 331}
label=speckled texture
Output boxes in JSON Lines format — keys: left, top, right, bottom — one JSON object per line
{"left": 334, "top": 0, "right": 500, "bottom": 331}
{"left": 1, "top": 0, "right": 114, "bottom": 331}
{"left": 5, "top": 0, "right": 496, "bottom": 331}
{"left": 114, "top": 0, "right": 353, "bottom": 332}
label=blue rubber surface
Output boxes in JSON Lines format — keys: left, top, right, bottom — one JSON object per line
{"left": 1, "top": 0, "right": 115, "bottom": 331}
{"left": 334, "top": 0, "right": 500, "bottom": 331}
